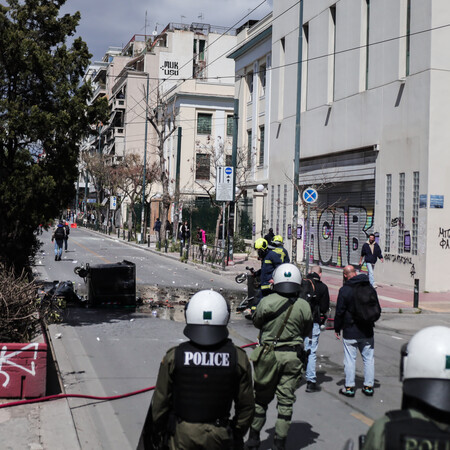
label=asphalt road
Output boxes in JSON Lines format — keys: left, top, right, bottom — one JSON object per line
{"left": 33, "top": 227, "right": 450, "bottom": 449}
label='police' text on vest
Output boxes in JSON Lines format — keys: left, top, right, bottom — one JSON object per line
{"left": 183, "top": 351, "right": 230, "bottom": 367}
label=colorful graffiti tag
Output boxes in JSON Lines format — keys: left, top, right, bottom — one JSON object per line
{"left": 305, "top": 207, "right": 374, "bottom": 267}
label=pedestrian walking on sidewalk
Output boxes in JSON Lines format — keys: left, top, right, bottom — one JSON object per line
{"left": 138, "top": 290, "right": 254, "bottom": 450}
{"left": 304, "top": 265, "right": 330, "bottom": 393}
{"left": 359, "top": 233, "right": 384, "bottom": 287}
{"left": 334, "top": 265, "right": 380, "bottom": 398}
{"left": 63, "top": 221, "right": 70, "bottom": 252}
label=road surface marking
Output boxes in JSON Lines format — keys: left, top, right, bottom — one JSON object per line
{"left": 72, "top": 239, "right": 112, "bottom": 264}
{"left": 378, "top": 295, "right": 405, "bottom": 303}
{"left": 351, "top": 412, "right": 374, "bottom": 427}
{"left": 391, "top": 336, "right": 404, "bottom": 340}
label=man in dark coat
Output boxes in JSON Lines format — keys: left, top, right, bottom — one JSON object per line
{"left": 334, "top": 265, "right": 377, "bottom": 398}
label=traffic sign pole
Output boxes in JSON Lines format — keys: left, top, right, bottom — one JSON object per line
{"left": 302, "top": 187, "right": 318, "bottom": 276}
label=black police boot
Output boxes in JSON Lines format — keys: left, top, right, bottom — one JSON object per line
{"left": 245, "top": 428, "right": 260, "bottom": 449}
{"left": 272, "top": 435, "right": 286, "bottom": 450}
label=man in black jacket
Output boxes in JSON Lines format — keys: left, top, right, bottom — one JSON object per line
{"left": 304, "top": 266, "right": 330, "bottom": 393}
{"left": 359, "top": 233, "right": 384, "bottom": 288}
{"left": 334, "top": 265, "right": 376, "bottom": 398}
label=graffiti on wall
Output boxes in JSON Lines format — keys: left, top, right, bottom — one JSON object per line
{"left": 384, "top": 253, "right": 413, "bottom": 265}
{"left": 305, "top": 206, "right": 373, "bottom": 267}
{"left": 439, "top": 227, "right": 450, "bottom": 249}
{"left": 0, "top": 343, "right": 39, "bottom": 387}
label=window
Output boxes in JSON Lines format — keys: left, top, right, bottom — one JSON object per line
{"left": 259, "top": 65, "right": 266, "bottom": 96}
{"left": 398, "top": 173, "right": 405, "bottom": 253}
{"left": 197, "top": 113, "right": 212, "bottom": 135}
{"left": 258, "top": 126, "right": 265, "bottom": 166}
{"left": 412, "top": 171, "right": 419, "bottom": 255}
{"left": 195, "top": 154, "right": 210, "bottom": 180}
{"left": 385, "top": 174, "right": 392, "bottom": 252}
{"left": 247, "top": 130, "right": 252, "bottom": 167}
{"left": 226, "top": 115, "right": 233, "bottom": 136}
{"left": 247, "top": 72, "right": 253, "bottom": 103}
{"left": 225, "top": 154, "right": 232, "bottom": 167}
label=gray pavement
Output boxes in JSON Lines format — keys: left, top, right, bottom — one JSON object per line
{"left": 1, "top": 226, "right": 449, "bottom": 449}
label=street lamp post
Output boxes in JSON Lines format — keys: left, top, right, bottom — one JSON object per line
{"left": 140, "top": 73, "right": 150, "bottom": 244}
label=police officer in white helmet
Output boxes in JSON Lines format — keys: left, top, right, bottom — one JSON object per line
{"left": 138, "top": 290, "right": 254, "bottom": 450}
{"left": 362, "top": 326, "right": 450, "bottom": 449}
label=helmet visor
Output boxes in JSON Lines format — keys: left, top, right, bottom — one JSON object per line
{"left": 184, "top": 324, "right": 229, "bottom": 346}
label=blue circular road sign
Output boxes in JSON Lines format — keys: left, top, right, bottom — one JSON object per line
{"left": 225, "top": 167, "right": 232, "bottom": 175}
{"left": 303, "top": 187, "right": 318, "bottom": 204}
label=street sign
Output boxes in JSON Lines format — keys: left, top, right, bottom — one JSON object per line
{"left": 110, "top": 196, "right": 117, "bottom": 210}
{"left": 303, "top": 187, "right": 318, "bottom": 204}
{"left": 216, "top": 166, "right": 234, "bottom": 202}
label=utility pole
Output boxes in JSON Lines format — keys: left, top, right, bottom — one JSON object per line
{"left": 173, "top": 127, "right": 182, "bottom": 244}
{"left": 229, "top": 98, "right": 239, "bottom": 263}
{"left": 292, "top": 0, "right": 304, "bottom": 264}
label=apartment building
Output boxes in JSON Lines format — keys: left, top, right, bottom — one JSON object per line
{"left": 80, "top": 23, "right": 237, "bottom": 227}
{"left": 227, "top": 16, "right": 273, "bottom": 240}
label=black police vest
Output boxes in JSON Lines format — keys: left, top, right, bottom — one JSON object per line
{"left": 173, "top": 339, "right": 238, "bottom": 423}
{"left": 385, "top": 410, "right": 450, "bottom": 450}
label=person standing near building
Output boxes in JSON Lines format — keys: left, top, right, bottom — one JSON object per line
{"left": 362, "top": 326, "right": 450, "bottom": 450}
{"left": 51, "top": 220, "right": 66, "bottom": 261}
{"left": 334, "top": 265, "right": 379, "bottom": 398}
{"left": 138, "top": 290, "right": 254, "bottom": 450}
{"left": 246, "top": 263, "right": 313, "bottom": 450}
{"left": 304, "top": 265, "right": 330, "bottom": 393}
{"left": 153, "top": 218, "right": 161, "bottom": 244}
{"left": 359, "top": 233, "right": 384, "bottom": 288}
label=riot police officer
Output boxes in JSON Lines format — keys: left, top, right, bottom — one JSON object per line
{"left": 246, "top": 263, "right": 313, "bottom": 450}
{"left": 139, "top": 290, "right": 254, "bottom": 449}
{"left": 362, "top": 326, "right": 450, "bottom": 449}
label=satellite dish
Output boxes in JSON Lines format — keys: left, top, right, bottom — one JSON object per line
{"left": 152, "top": 30, "right": 157, "bottom": 36}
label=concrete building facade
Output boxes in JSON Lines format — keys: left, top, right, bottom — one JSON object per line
{"left": 233, "top": 0, "right": 450, "bottom": 292}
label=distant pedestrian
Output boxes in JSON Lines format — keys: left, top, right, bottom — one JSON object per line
{"left": 334, "top": 265, "right": 380, "bottom": 398}
{"left": 63, "top": 221, "right": 70, "bottom": 252}
{"left": 263, "top": 227, "right": 274, "bottom": 244}
{"left": 359, "top": 233, "right": 384, "bottom": 288}
{"left": 304, "top": 265, "right": 330, "bottom": 393}
{"left": 165, "top": 220, "right": 173, "bottom": 239}
{"left": 153, "top": 218, "right": 161, "bottom": 242}
{"left": 52, "top": 220, "right": 66, "bottom": 261}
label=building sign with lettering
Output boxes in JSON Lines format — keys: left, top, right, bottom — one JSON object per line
{"left": 160, "top": 60, "right": 179, "bottom": 76}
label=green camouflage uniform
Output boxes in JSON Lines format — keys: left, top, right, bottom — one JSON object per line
{"left": 150, "top": 343, "right": 254, "bottom": 450}
{"left": 251, "top": 292, "right": 313, "bottom": 439}
{"left": 363, "top": 408, "right": 450, "bottom": 450}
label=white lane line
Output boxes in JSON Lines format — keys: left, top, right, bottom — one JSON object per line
{"left": 391, "top": 336, "right": 404, "bottom": 340}
{"left": 378, "top": 295, "right": 406, "bottom": 303}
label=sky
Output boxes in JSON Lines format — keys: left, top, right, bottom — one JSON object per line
{"left": 61, "top": 0, "right": 273, "bottom": 63}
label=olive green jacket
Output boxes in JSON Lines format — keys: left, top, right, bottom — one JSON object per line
{"left": 151, "top": 341, "right": 255, "bottom": 437}
{"left": 253, "top": 292, "right": 313, "bottom": 346}
{"left": 363, "top": 408, "right": 450, "bottom": 450}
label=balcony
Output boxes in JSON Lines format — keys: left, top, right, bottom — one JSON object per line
{"left": 112, "top": 98, "right": 126, "bottom": 110}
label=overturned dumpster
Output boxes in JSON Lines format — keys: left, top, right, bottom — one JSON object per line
{"left": 75, "top": 260, "right": 136, "bottom": 307}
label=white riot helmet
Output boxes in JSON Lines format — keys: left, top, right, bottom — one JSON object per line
{"left": 184, "top": 290, "right": 230, "bottom": 346}
{"left": 272, "top": 263, "right": 302, "bottom": 295}
{"left": 401, "top": 326, "right": 450, "bottom": 413}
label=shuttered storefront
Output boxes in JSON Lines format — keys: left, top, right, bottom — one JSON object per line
{"left": 299, "top": 148, "right": 377, "bottom": 268}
